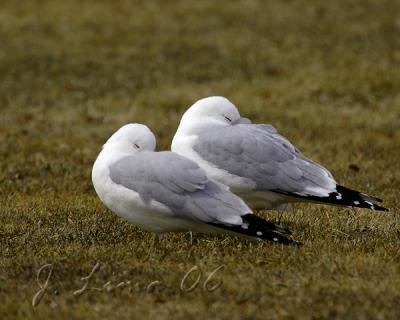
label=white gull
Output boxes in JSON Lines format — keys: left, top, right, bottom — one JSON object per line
{"left": 92, "top": 123, "right": 298, "bottom": 244}
{"left": 171, "top": 96, "right": 388, "bottom": 212}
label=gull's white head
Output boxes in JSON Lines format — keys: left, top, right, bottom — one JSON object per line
{"left": 176, "top": 96, "right": 241, "bottom": 136}
{"left": 103, "top": 123, "right": 156, "bottom": 153}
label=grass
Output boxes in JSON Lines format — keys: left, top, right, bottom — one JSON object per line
{"left": 1, "top": 0, "right": 399, "bottom": 319}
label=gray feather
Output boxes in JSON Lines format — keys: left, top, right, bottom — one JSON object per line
{"left": 193, "top": 124, "right": 335, "bottom": 194}
{"left": 109, "top": 151, "right": 249, "bottom": 224}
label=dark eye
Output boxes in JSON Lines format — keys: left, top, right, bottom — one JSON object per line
{"left": 224, "top": 116, "right": 232, "bottom": 123}
{"left": 134, "top": 143, "right": 140, "bottom": 149}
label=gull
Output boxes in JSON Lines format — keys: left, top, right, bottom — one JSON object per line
{"left": 171, "top": 96, "right": 388, "bottom": 212}
{"left": 92, "top": 123, "right": 298, "bottom": 244}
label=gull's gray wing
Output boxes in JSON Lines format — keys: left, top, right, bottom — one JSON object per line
{"left": 109, "top": 151, "right": 251, "bottom": 225}
{"left": 193, "top": 124, "right": 336, "bottom": 196}
{"left": 109, "top": 151, "right": 300, "bottom": 242}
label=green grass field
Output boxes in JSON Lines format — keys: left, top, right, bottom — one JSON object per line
{"left": 1, "top": 0, "right": 399, "bottom": 319}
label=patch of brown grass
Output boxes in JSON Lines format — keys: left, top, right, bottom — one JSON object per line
{"left": 1, "top": 1, "right": 399, "bottom": 319}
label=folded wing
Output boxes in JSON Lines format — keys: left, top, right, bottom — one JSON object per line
{"left": 109, "top": 151, "right": 298, "bottom": 242}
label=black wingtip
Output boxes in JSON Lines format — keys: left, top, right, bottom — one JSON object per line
{"left": 335, "top": 185, "right": 389, "bottom": 211}
{"left": 242, "top": 214, "right": 292, "bottom": 235}
{"left": 267, "top": 234, "right": 302, "bottom": 246}
{"left": 208, "top": 214, "right": 300, "bottom": 245}
{"left": 275, "top": 185, "right": 388, "bottom": 212}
